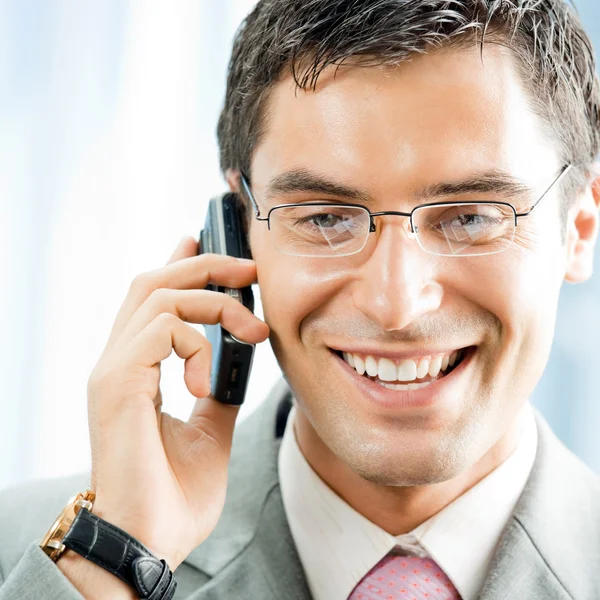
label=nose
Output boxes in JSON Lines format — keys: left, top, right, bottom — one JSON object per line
{"left": 352, "top": 217, "right": 443, "bottom": 331}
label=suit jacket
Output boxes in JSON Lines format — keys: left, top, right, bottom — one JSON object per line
{"left": 0, "top": 379, "right": 599, "bottom": 600}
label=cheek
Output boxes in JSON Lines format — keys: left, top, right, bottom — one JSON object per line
{"left": 258, "top": 260, "right": 349, "bottom": 340}
{"left": 506, "top": 226, "right": 565, "bottom": 324}
{"left": 457, "top": 226, "right": 564, "bottom": 376}
{"left": 250, "top": 227, "right": 343, "bottom": 344}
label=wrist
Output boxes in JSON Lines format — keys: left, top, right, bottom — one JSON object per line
{"left": 62, "top": 507, "right": 178, "bottom": 599}
{"left": 40, "top": 490, "right": 178, "bottom": 599}
{"left": 57, "top": 549, "right": 137, "bottom": 600}
{"left": 91, "top": 501, "right": 182, "bottom": 571}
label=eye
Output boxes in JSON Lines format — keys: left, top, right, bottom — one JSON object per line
{"left": 289, "top": 206, "right": 357, "bottom": 231}
{"left": 302, "top": 212, "right": 343, "bottom": 228}
{"left": 445, "top": 212, "right": 498, "bottom": 228}
{"left": 430, "top": 206, "right": 506, "bottom": 234}
{"left": 273, "top": 204, "right": 370, "bottom": 247}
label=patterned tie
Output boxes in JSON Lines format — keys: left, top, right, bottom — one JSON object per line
{"left": 347, "top": 555, "right": 462, "bottom": 600}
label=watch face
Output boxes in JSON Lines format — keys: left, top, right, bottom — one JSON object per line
{"left": 40, "top": 494, "right": 80, "bottom": 561}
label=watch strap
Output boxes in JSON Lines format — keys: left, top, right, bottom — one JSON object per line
{"left": 62, "top": 507, "right": 177, "bottom": 600}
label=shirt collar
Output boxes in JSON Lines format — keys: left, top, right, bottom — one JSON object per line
{"left": 278, "top": 401, "right": 538, "bottom": 600}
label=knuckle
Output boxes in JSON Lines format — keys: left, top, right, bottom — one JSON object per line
{"left": 197, "top": 252, "right": 221, "bottom": 263}
{"left": 192, "top": 253, "right": 211, "bottom": 270}
{"left": 119, "top": 363, "right": 160, "bottom": 401}
{"left": 88, "top": 360, "right": 159, "bottom": 409}
{"left": 130, "top": 271, "right": 158, "bottom": 296}
{"left": 146, "top": 287, "right": 174, "bottom": 311}
{"left": 152, "top": 311, "right": 180, "bottom": 329}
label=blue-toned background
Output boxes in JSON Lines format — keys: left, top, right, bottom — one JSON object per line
{"left": 1, "top": 0, "right": 599, "bottom": 491}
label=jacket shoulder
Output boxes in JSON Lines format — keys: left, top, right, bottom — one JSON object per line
{"left": 0, "top": 474, "right": 90, "bottom": 579}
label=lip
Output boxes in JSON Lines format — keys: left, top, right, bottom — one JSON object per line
{"left": 331, "top": 345, "right": 476, "bottom": 411}
{"left": 328, "top": 344, "right": 471, "bottom": 362}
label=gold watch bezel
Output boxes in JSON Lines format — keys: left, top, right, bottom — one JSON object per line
{"left": 39, "top": 490, "right": 96, "bottom": 562}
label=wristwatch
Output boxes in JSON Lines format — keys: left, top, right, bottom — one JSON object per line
{"left": 40, "top": 490, "right": 177, "bottom": 600}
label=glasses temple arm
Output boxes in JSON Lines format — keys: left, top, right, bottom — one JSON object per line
{"left": 515, "top": 164, "right": 573, "bottom": 218}
{"left": 240, "top": 172, "right": 261, "bottom": 217}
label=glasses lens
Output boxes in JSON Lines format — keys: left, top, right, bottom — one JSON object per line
{"left": 413, "top": 203, "right": 516, "bottom": 256}
{"left": 269, "top": 204, "right": 370, "bottom": 257}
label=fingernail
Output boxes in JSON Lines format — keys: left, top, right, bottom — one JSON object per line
{"left": 235, "top": 257, "right": 254, "bottom": 263}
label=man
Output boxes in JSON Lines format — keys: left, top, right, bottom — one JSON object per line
{"left": 1, "top": 0, "right": 600, "bottom": 598}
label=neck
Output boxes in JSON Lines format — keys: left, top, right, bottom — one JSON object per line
{"left": 292, "top": 407, "right": 525, "bottom": 535}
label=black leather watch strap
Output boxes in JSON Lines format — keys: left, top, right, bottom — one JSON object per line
{"left": 62, "top": 508, "right": 177, "bottom": 600}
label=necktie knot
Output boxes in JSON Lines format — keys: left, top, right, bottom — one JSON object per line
{"left": 348, "top": 555, "right": 461, "bottom": 600}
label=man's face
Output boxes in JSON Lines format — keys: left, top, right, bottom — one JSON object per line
{"left": 246, "top": 46, "right": 580, "bottom": 485}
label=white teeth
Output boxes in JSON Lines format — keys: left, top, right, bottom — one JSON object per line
{"left": 365, "top": 355, "right": 378, "bottom": 377}
{"left": 396, "top": 359, "right": 417, "bottom": 382}
{"left": 441, "top": 354, "right": 450, "bottom": 371}
{"left": 354, "top": 355, "right": 366, "bottom": 375}
{"left": 341, "top": 349, "right": 464, "bottom": 383}
{"left": 428, "top": 355, "right": 443, "bottom": 378}
{"left": 378, "top": 358, "right": 398, "bottom": 382}
{"left": 416, "top": 357, "right": 430, "bottom": 379}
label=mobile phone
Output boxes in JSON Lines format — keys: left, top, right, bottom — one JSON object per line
{"left": 198, "top": 193, "right": 255, "bottom": 405}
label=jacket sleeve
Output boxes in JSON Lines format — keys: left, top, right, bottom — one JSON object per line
{"left": 0, "top": 475, "right": 91, "bottom": 600}
{"left": 0, "top": 475, "right": 207, "bottom": 600}
{"left": 0, "top": 543, "right": 84, "bottom": 600}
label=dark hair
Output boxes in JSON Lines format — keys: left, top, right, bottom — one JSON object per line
{"left": 217, "top": 0, "right": 600, "bottom": 214}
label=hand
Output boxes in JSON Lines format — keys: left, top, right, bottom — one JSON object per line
{"left": 86, "top": 237, "right": 270, "bottom": 570}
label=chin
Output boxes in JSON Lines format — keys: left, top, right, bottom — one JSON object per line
{"left": 352, "top": 458, "right": 466, "bottom": 487}
{"left": 329, "top": 423, "right": 471, "bottom": 487}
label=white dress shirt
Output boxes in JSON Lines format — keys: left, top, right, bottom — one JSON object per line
{"left": 278, "top": 401, "right": 538, "bottom": 600}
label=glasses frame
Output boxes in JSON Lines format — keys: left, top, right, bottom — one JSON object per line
{"left": 239, "top": 164, "right": 573, "bottom": 257}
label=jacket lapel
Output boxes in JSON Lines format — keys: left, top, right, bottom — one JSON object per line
{"left": 184, "top": 379, "right": 312, "bottom": 600}
{"left": 480, "top": 411, "right": 600, "bottom": 600}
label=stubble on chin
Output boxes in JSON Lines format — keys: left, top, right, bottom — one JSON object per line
{"left": 293, "top": 385, "right": 477, "bottom": 488}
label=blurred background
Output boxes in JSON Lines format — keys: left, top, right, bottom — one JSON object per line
{"left": 1, "top": 0, "right": 599, "bottom": 491}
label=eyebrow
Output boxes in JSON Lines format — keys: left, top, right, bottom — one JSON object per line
{"left": 263, "top": 169, "right": 533, "bottom": 205}
{"left": 265, "top": 170, "right": 372, "bottom": 204}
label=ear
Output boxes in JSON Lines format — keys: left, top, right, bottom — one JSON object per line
{"left": 224, "top": 168, "right": 252, "bottom": 235}
{"left": 564, "top": 164, "right": 600, "bottom": 284}
{"left": 225, "top": 168, "right": 241, "bottom": 193}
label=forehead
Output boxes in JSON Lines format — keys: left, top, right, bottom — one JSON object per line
{"left": 250, "top": 46, "right": 559, "bottom": 198}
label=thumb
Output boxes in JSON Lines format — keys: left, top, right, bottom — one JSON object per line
{"left": 187, "top": 395, "right": 242, "bottom": 452}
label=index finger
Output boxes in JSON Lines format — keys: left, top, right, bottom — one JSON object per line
{"left": 105, "top": 252, "right": 258, "bottom": 353}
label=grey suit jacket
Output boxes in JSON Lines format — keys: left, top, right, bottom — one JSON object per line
{"left": 1, "top": 379, "right": 599, "bottom": 600}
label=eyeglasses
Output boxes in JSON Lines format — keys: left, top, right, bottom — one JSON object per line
{"left": 240, "top": 165, "right": 572, "bottom": 258}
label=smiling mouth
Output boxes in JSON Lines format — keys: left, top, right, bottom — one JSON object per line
{"left": 331, "top": 346, "right": 475, "bottom": 391}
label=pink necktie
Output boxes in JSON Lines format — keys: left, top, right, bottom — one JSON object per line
{"left": 347, "top": 555, "right": 462, "bottom": 600}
